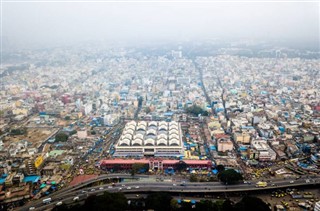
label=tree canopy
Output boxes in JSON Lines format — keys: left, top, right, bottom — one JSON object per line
{"left": 55, "top": 133, "right": 69, "bottom": 142}
{"left": 216, "top": 165, "right": 225, "bottom": 172}
{"left": 146, "top": 192, "right": 173, "bottom": 211}
{"left": 175, "top": 161, "right": 188, "bottom": 172}
{"left": 185, "top": 105, "right": 208, "bottom": 116}
{"left": 218, "top": 169, "right": 243, "bottom": 184}
{"left": 234, "top": 196, "right": 271, "bottom": 211}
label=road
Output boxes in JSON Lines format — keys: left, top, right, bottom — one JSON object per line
{"left": 17, "top": 174, "right": 320, "bottom": 211}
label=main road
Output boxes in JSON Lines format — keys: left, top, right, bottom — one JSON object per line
{"left": 17, "top": 174, "right": 320, "bottom": 211}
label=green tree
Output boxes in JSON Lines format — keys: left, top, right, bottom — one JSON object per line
{"left": 170, "top": 199, "right": 179, "bottom": 210}
{"left": 132, "top": 163, "right": 149, "bottom": 175}
{"left": 55, "top": 133, "right": 69, "bottom": 142}
{"left": 81, "top": 192, "right": 127, "bottom": 211}
{"left": 216, "top": 165, "right": 225, "bottom": 172}
{"left": 222, "top": 199, "right": 234, "bottom": 211}
{"left": 10, "top": 127, "right": 27, "bottom": 135}
{"left": 175, "top": 161, "right": 188, "bottom": 172}
{"left": 218, "top": 169, "right": 243, "bottom": 185}
{"left": 234, "top": 196, "right": 271, "bottom": 211}
{"left": 196, "top": 200, "right": 218, "bottom": 211}
{"left": 185, "top": 105, "right": 208, "bottom": 116}
{"left": 69, "top": 130, "right": 77, "bottom": 136}
{"left": 145, "top": 107, "right": 151, "bottom": 114}
{"left": 112, "top": 164, "right": 121, "bottom": 172}
{"left": 189, "top": 174, "right": 198, "bottom": 182}
{"left": 146, "top": 193, "right": 172, "bottom": 211}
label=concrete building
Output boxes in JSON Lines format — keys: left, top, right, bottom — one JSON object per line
{"left": 113, "top": 121, "right": 184, "bottom": 157}
{"left": 217, "top": 138, "right": 234, "bottom": 152}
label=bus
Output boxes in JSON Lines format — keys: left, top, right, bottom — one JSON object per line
{"left": 255, "top": 181, "right": 267, "bottom": 187}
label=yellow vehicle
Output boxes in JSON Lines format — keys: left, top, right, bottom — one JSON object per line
{"left": 256, "top": 181, "right": 268, "bottom": 187}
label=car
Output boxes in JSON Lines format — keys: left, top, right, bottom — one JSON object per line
{"left": 135, "top": 186, "right": 140, "bottom": 189}
{"left": 29, "top": 207, "right": 35, "bottom": 211}
{"left": 306, "top": 179, "right": 310, "bottom": 183}
{"left": 99, "top": 187, "right": 104, "bottom": 190}
{"left": 108, "top": 186, "right": 113, "bottom": 189}
{"left": 173, "top": 184, "right": 177, "bottom": 186}
{"left": 121, "top": 184, "right": 126, "bottom": 187}
{"left": 91, "top": 189, "right": 96, "bottom": 192}
{"left": 73, "top": 196, "right": 79, "bottom": 201}
{"left": 290, "top": 180, "right": 294, "bottom": 184}
{"left": 127, "top": 187, "right": 131, "bottom": 190}
{"left": 81, "top": 190, "right": 87, "bottom": 193}
{"left": 118, "top": 188, "right": 122, "bottom": 190}
{"left": 56, "top": 201, "right": 63, "bottom": 206}
{"left": 271, "top": 184, "right": 275, "bottom": 186}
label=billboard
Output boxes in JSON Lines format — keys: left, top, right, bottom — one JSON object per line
{"left": 34, "top": 156, "right": 43, "bottom": 168}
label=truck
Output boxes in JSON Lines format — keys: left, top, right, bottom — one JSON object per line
{"left": 42, "top": 198, "right": 52, "bottom": 204}
{"left": 255, "top": 181, "right": 267, "bottom": 188}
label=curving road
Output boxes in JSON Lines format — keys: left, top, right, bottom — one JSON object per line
{"left": 16, "top": 174, "right": 320, "bottom": 211}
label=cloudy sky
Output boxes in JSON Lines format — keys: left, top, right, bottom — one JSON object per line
{"left": 2, "top": 1, "right": 319, "bottom": 49}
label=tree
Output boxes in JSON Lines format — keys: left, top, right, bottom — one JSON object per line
{"left": 234, "top": 196, "right": 271, "bottom": 211}
{"left": 10, "top": 127, "right": 27, "bottom": 135}
{"left": 132, "top": 163, "right": 149, "bottom": 175}
{"left": 146, "top": 193, "right": 172, "bottom": 211}
{"left": 112, "top": 164, "right": 121, "bottom": 172}
{"left": 175, "top": 161, "right": 188, "bottom": 172}
{"left": 55, "top": 133, "right": 69, "bottom": 142}
{"left": 69, "top": 130, "right": 77, "bottom": 136}
{"left": 216, "top": 165, "right": 225, "bottom": 172}
{"left": 185, "top": 105, "right": 208, "bottom": 116}
{"left": 218, "top": 169, "right": 243, "bottom": 184}
{"left": 196, "top": 200, "right": 218, "bottom": 211}
{"left": 170, "top": 199, "right": 179, "bottom": 210}
{"left": 80, "top": 192, "right": 127, "bottom": 211}
{"left": 145, "top": 107, "right": 151, "bottom": 114}
{"left": 221, "top": 199, "right": 234, "bottom": 211}
{"left": 189, "top": 174, "right": 198, "bottom": 182}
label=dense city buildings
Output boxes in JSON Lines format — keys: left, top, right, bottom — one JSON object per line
{"left": 0, "top": 43, "right": 319, "bottom": 210}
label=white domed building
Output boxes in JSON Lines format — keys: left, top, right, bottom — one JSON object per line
{"left": 114, "top": 121, "right": 184, "bottom": 157}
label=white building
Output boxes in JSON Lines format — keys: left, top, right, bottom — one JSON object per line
{"left": 114, "top": 121, "right": 184, "bottom": 157}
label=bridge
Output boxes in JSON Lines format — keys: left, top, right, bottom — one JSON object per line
{"left": 16, "top": 174, "right": 320, "bottom": 211}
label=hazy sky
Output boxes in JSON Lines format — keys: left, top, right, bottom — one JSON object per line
{"left": 2, "top": 1, "right": 319, "bottom": 49}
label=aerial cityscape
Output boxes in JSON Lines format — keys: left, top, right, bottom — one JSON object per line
{"left": 0, "top": 1, "right": 319, "bottom": 211}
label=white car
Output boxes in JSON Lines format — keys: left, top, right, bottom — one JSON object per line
{"left": 290, "top": 180, "right": 294, "bottom": 184}
{"left": 99, "top": 187, "right": 104, "bottom": 190}
{"left": 108, "top": 186, "right": 113, "bottom": 189}
{"left": 56, "top": 201, "right": 63, "bottom": 206}
{"left": 91, "top": 189, "right": 96, "bottom": 192}
{"left": 73, "top": 196, "right": 79, "bottom": 201}
{"left": 135, "top": 186, "right": 140, "bottom": 189}
{"left": 29, "top": 207, "right": 35, "bottom": 211}
{"left": 306, "top": 179, "right": 310, "bottom": 183}
{"left": 127, "top": 187, "right": 131, "bottom": 190}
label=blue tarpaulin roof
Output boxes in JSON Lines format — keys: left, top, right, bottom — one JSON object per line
{"left": 212, "top": 169, "right": 218, "bottom": 175}
{"left": 0, "top": 178, "right": 5, "bottom": 184}
{"left": 23, "top": 175, "right": 40, "bottom": 183}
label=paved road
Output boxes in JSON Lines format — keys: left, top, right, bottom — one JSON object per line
{"left": 17, "top": 174, "right": 320, "bottom": 211}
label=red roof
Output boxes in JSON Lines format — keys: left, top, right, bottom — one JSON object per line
{"left": 100, "top": 159, "right": 211, "bottom": 166}
{"left": 100, "top": 159, "right": 149, "bottom": 165}
{"left": 69, "top": 174, "right": 98, "bottom": 187}
{"left": 214, "top": 134, "right": 229, "bottom": 139}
